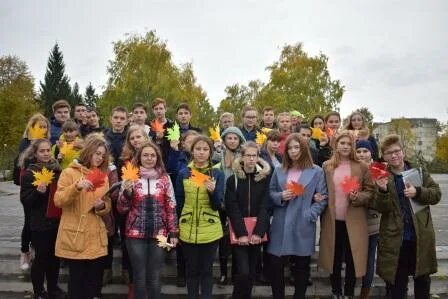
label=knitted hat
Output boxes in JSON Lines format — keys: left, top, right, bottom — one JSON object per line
{"left": 356, "top": 139, "right": 374, "bottom": 154}
{"left": 220, "top": 126, "right": 246, "bottom": 144}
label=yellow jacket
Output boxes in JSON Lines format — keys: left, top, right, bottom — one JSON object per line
{"left": 54, "top": 160, "right": 110, "bottom": 260}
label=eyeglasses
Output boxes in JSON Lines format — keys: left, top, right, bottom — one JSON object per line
{"left": 383, "top": 149, "right": 402, "bottom": 157}
{"left": 243, "top": 154, "right": 258, "bottom": 159}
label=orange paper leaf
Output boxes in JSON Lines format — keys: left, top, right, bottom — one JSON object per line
{"left": 286, "top": 181, "right": 305, "bottom": 197}
{"left": 340, "top": 176, "right": 361, "bottom": 194}
{"left": 190, "top": 169, "right": 210, "bottom": 187}
{"left": 151, "top": 119, "right": 165, "bottom": 134}
{"left": 121, "top": 162, "right": 140, "bottom": 181}
{"left": 326, "top": 127, "right": 335, "bottom": 138}
{"left": 369, "top": 162, "right": 388, "bottom": 181}
{"left": 86, "top": 168, "right": 107, "bottom": 191}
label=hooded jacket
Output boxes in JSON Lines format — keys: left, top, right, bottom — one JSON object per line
{"left": 225, "top": 157, "right": 271, "bottom": 238}
{"left": 54, "top": 160, "right": 111, "bottom": 260}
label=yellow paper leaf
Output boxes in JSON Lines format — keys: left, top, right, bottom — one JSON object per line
{"left": 59, "top": 142, "right": 74, "bottom": 156}
{"left": 209, "top": 126, "right": 221, "bottom": 142}
{"left": 261, "top": 127, "right": 272, "bottom": 134}
{"left": 190, "top": 169, "right": 210, "bottom": 187}
{"left": 311, "top": 128, "right": 324, "bottom": 140}
{"left": 121, "top": 162, "right": 140, "bottom": 181}
{"left": 255, "top": 132, "right": 267, "bottom": 145}
{"left": 28, "top": 124, "right": 46, "bottom": 140}
{"left": 32, "top": 167, "right": 55, "bottom": 187}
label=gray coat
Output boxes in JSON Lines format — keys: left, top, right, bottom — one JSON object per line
{"left": 267, "top": 165, "right": 328, "bottom": 257}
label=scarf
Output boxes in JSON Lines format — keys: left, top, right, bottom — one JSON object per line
{"left": 139, "top": 166, "right": 161, "bottom": 180}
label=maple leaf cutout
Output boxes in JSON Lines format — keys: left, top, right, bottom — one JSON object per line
{"left": 311, "top": 128, "right": 324, "bottom": 140}
{"left": 32, "top": 167, "right": 55, "bottom": 187}
{"left": 59, "top": 142, "right": 74, "bottom": 156}
{"left": 190, "top": 169, "right": 210, "bottom": 187}
{"left": 151, "top": 119, "right": 165, "bottom": 134}
{"left": 255, "top": 132, "right": 267, "bottom": 145}
{"left": 369, "top": 162, "right": 388, "bottom": 181}
{"left": 156, "top": 235, "right": 174, "bottom": 251}
{"left": 121, "top": 162, "right": 140, "bottom": 181}
{"left": 326, "top": 127, "right": 335, "bottom": 138}
{"left": 261, "top": 127, "right": 272, "bottom": 134}
{"left": 86, "top": 168, "right": 107, "bottom": 191}
{"left": 286, "top": 181, "right": 305, "bottom": 197}
{"left": 29, "top": 124, "right": 47, "bottom": 140}
{"left": 166, "top": 122, "right": 180, "bottom": 141}
{"left": 209, "top": 126, "right": 221, "bottom": 142}
{"left": 340, "top": 176, "right": 361, "bottom": 194}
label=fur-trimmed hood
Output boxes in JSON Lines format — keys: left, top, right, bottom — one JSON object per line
{"left": 232, "top": 156, "right": 271, "bottom": 182}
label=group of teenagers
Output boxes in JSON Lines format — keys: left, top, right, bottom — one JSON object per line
{"left": 14, "top": 97, "right": 442, "bottom": 299}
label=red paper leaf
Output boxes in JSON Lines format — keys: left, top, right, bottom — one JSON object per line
{"left": 369, "top": 162, "right": 388, "bottom": 181}
{"left": 340, "top": 176, "right": 360, "bottom": 194}
{"left": 285, "top": 181, "right": 305, "bottom": 197}
{"left": 86, "top": 168, "right": 107, "bottom": 191}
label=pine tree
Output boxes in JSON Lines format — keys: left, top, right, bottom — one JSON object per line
{"left": 70, "top": 82, "right": 84, "bottom": 107}
{"left": 84, "top": 82, "right": 98, "bottom": 108}
{"left": 39, "top": 43, "right": 72, "bottom": 117}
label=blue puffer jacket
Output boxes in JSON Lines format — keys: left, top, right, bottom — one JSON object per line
{"left": 50, "top": 117, "right": 63, "bottom": 145}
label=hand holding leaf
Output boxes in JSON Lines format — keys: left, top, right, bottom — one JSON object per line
{"left": 209, "top": 125, "right": 221, "bottom": 142}
{"left": 32, "top": 167, "right": 55, "bottom": 187}
{"left": 86, "top": 168, "right": 107, "bottom": 191}
{"left": 167, "top": 123, "right": 180, "bottom": 141}
{"left": 121, "top": 162, "right": 140, "bottom": 181}
{"left": 190, "top": 169, "right": 210, "bottom": 187}
{"left": 340, "top": 176, "right": 361, "bottom": 194}
{"left": 285, "top": 181, "right": 305, "bottom": 197}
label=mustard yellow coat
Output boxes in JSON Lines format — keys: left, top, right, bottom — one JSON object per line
{"left": 54, "top": 161, "right": 110, "bottom": 260}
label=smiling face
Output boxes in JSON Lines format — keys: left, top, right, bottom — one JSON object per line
{"left": 90, "top": 146, "right": 106, "bottom": 168}
{"left": 35, "top": 141, "right": 52, "bottom": 163}
{"left": 336, "top": 136, "right": 353, "bottom": 158}
{"left": 382, "top": 144, "right": 404, "bottom": 170}
{"left": 356, "top": 147, "right": 372, "bottom": 163}
{"left": 63, "top": 129, "right": 79, "bottom": 142}
{"left": 129, "top": 130, "right": 146, "bottom": 150}
{"left": 140, "top": 146, "right": 157, "bottom": 169}
{"left": 224, "top": 133, "right": 240, "bottom": 151}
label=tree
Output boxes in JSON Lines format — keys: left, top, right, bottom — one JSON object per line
{"left": 0, "top": 56, "right": 37, "bottom": 152}
{"left": 39, "top": 43, "right": 72, "bottom": 117}
{"left": 70, "top": 82, "right": 84, "bottom": 107}
{"left": 252, "top": 43, "right": 344, "bottom": 119}
{"left": 436, "top": 133, "right": 448, "bottom": 163}
{"left": 389, "top": 118, "right": 416, "bottom": 158}
{"left": 98, "top": 31, "right": 216, "bottom": 129}
{"left": 84, "top": 82, "right": 98, "bottom": 108}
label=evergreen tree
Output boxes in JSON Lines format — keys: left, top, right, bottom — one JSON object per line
{"left": 70, "top": 82, "right": 84, "bottom": 107}
{"left": 39, "top": 43, "right": 72, "bottom": 117}
{"left": 84, "top": 82, "right": 98, "bottom": 108}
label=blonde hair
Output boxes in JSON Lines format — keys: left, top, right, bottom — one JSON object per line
{"left": 120, "top": 125, "right": 149, "bottom": 161}
{"left": 326, "top": 130, "right": 357, "bottom": 171}
{"left": 23, "top": 113, "right": 50, "bottom": 139}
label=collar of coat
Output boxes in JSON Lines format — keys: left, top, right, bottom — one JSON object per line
{"left": 232, "top": 156, "right": 271, "bottom": 182}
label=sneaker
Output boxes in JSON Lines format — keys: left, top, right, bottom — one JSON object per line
{"left": 20, "top": 252, "right": 30, "bottom": 271}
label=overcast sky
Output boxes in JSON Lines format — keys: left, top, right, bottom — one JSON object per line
{"left": 1, "top": 0, "right": 447, "bottom": 122}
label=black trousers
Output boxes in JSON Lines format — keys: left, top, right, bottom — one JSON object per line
{"left": 21, "top": 201, "right": 32, "bottom": 253}
{"left": 182, "top": 240, "right": 219, "bottom": 299}
{"left": 390, "top": 240, "right": 431, "bottom": 299}
{"left": 270, "top": 254, "right": 311, "bottom": 299}
{"left": 330, "top": 220, "right": 356, "bottom": 296}
{"left": 232, "top": 244, "right": 261, "bottom": 299}
{"left": 66, "top": 257, "right": 104, "bottom": 299}
{"left": 30, "top": 229, "right": 60, "bottom": 295}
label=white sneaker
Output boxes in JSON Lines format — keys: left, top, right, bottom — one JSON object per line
{"left": 20, "top": 252, "right": 30, "bottom": 271}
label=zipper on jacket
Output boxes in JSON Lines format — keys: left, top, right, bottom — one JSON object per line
{"left": 195, "top": 187, "right": 199, "bottom": 243}
{"left": 248, "top": 174, "right": 252, "bottom": 216}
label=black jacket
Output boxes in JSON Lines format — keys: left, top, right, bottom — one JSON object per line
{"left": 104, "top": 128, "right": 127, "bottom": 168}
{"left": 20, "top": 159, "right": 61, "bottom": 231}
{"left": 225, "top": 157, "right": 271, "bottom": 238}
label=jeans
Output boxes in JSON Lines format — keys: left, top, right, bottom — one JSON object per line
{"left": 362, "top": 233, "right": 379, "bottom": 288}
{"left": 182, "top": 240, "right": 219, "bottom": 299}
{"left": 330, "top": 220, "right": 356, "bottom": 296}
{"left": 390, "top": 240, "right": 431, "bottom": 299}
{"left": 270, "top": 254, "right": 311, "bottom": 299}
{"left": 30, "top": 229, "right": 60, "bottom": 295}
{"left": 67, "top": 257, "right": 104, "bottom": 299}
{"left": 232, "top": 244, "right": 261, "bottom": 298}
{"left": 126, "top": 238, "right": 164, "bottom": 299}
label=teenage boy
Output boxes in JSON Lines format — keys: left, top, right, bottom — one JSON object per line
{"left": 374, "top": 134, "right": 441, "bottom": 299}
{"left": 219, "top": 112, "right": 234, "bottom": 134}
{"left": 240, "top": 106, "right": 260, "bottom": 141}
{"left": 81, "top": 108, "right": 105, "bottom": 137}
{"left": 73, "top": 104, "right": 88, "bottom": 126}
{"left": 104, "top": 106, "right": 128, "bottom": 171}
{"left": 149, "top": 98, "right": 174, "bottom": 165}
{"left": 296, "top": 124, "right": 318, "bottom": 164}
{"left": 175, "top": 103, "right": 202, "bottom": 134}
{"left": 131, "top": 102, "right": 151, "bottom": 135}
{"left": 260, "top": 106, "right": 277, "bottom": 129}
{"left": 50, "top": 99, "right": 71, "bottom": 144}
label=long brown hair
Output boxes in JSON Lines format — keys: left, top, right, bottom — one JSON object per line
{"left": 78, "top": 133, "right": 110, "bottom": 171}
{"left": 282, "top": 133, "right": 314, "bottom": 170}
{"left": 190, "top": 135, "right": 214, "bottom": 167}
{"left": 326, "top": 130, "right": 357, "bottom": 171}
{"left": 120, "top": 125, "right": 149, "bottom": 161}
{"left": 132, "top": 141, "right": 167, "bottom": 175}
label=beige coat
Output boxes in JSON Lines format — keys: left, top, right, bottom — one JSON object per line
{"left": 54, "top": 161, "right": 110, "bottom": 260}
{"left": 318, "top": 160, "right": 374, "bottom": 277}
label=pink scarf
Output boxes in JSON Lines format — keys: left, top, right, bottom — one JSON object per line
{"left": 139, "top": 167, "right": 160, "bottom": 180}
